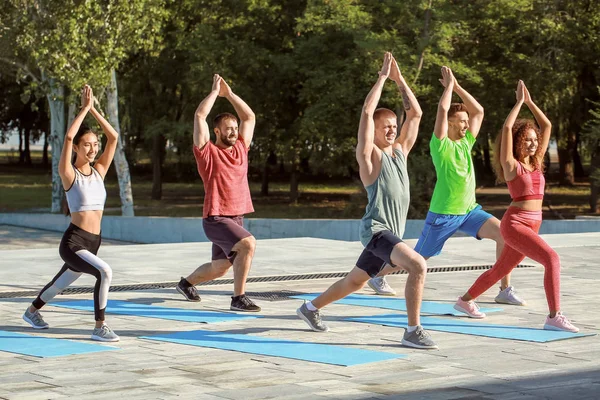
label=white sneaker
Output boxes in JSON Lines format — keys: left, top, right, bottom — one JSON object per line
{"left": 367, "top": 276, "right": 397, "bottom": 296}
{"left": 91, "top": 324, "right": 120, "bottom": 342}
{"left": 23, "top": 309, "right": 49, "bottom": 329}
{"left": 495, "top": 286, "right": 526, "bottom": 306}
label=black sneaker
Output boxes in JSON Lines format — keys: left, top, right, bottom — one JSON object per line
{"left": 230, "top": 294, "right": 261, "bottom": 312}
{"left": 176, "top": 277, "right": 201, "bottom": 302}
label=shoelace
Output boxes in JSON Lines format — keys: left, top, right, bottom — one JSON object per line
{"left": 553, "top": 314, "right": 572, "bottom": 327}
{"left": 32, "top": 313, "right": 44, "bottom": 324}
{"left": 240, "top": 296, "right": 254, "bottom": 306}
{"left": 466, "top": 300, "right": 480, "bottom": 311}
{"left": 99, "top": 325, "right": 112, "bottom": 335}
{"left": 313, "top": 309, "right": 323, "bottom": 320}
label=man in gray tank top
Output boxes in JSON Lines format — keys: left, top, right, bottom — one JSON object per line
{"left": 296, "top": 52, "right": 437, "bottom": 349}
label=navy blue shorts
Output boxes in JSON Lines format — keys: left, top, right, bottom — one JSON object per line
{"left": 415, "top": 205, "right": 493, "bottom": 258}
{"left": 355, "top": 231, "right": 402, "bottom": 278}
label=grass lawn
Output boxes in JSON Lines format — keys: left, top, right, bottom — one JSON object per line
{"left": 1, "top": 164, "right": 596, "bottom": 219}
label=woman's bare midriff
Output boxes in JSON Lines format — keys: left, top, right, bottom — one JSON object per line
{"left": 509, "top": 199, "right": 543, "bottom": 212}
{"left": 70, "top": 210, "right": 104, "bottom": 234}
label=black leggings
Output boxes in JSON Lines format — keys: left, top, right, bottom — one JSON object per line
{"left": 33, "top": 224, "right": 112, "bottom": 321}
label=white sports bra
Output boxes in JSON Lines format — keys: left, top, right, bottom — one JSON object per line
{"left": 65, "top": 167, "right": 106, "bottom": 212}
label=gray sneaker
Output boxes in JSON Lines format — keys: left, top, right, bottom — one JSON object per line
{"left": 401, "top": 326, "right": 438, "bottom": 349}
{"left": 296, "top": 302, "right": 329, "bottom": 332}
{"left": 91, "top": 324, "right": 120, "bottom": 342}
{"left": 367, "top": 276, "right": 397, "bottom": 296}
{"left": 23, "top": 308, "right": 49, "bottom": 329}
{"left": 495, "top": 286, "right": 526, "bottom": 306}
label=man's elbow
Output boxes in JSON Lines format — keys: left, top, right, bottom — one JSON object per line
{"left": 408, "top": 108, "right": 423, "bottom": 119}
{"left": 361, "top": 106, "right": 374, "bottom": 118}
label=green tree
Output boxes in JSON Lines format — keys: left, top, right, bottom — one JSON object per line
{"left": 1, "top": 0, "right": 167, "bottom": 213}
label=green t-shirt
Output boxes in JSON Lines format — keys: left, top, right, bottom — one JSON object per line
{"left": 429, "top": 130, "right": 478, "bottom": 215}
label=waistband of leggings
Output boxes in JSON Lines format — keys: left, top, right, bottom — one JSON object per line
{"left": 505, "top": 206, "right": 543, "bottom": 220}
{"left": 65, "top": 223, "right": 101, "bottom": 240}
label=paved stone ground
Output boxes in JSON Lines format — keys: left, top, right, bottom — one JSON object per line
{"left": 0, "top": 225, "right": 598, "bottom": 399}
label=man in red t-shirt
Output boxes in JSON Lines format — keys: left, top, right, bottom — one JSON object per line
{"left": 176, "top": 74, "right": 260, "bottom": 312}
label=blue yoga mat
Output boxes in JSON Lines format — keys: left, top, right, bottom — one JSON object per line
{"left": 53, "top": 300, "right": 260, "bottom": 324}
{"left": 346, "top": 314, "right": 595, "bottom": 342}
{"left": 141, "top": 329, "right": 405, "bottom": 366}
{"left": 291, "top": 293, "right": 502, "bottom": 316}
{"left": 0, "top": 330, "right": 118, "bottom": 358}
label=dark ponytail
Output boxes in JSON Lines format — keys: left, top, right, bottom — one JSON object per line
{"left": 62, "top": 125, "right": 96, "bottom": 215}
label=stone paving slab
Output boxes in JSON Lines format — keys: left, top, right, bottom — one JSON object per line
{"left": 0, "top": 226, "right": 599, "bottom": 399}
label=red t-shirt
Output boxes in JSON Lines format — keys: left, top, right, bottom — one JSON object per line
{"left": 193, "top": 139, "right": 254, "bottom": 218}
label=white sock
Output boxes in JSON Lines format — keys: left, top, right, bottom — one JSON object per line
{"left": 407, "top": 325, "right": 418, "bottom": 333}
{"left": 306, "top": 301, "right": 318, "bottom": 312}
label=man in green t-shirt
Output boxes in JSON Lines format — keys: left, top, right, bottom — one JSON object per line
{"left": 368, "top": 67, "right": 526, "bottom": 307}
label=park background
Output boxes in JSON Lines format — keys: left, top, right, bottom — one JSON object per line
{"left": 1, "top": 0, "right": 599, "bottom": 222}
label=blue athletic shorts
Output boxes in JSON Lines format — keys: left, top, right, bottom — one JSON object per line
{"left": 415, "top": 205, "right": 493, "bottom": 258}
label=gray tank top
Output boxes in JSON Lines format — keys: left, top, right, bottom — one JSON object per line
{"left": 359, "top": 148, "right": 410, "bottom": 247}
{"left": 65, "top": 166, "right": 107, "bottom": 212}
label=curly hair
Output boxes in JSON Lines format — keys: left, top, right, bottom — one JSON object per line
{"left": 492, "top": 118, "right": 544, "bottom": 183}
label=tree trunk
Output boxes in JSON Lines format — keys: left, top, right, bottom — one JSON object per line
{"left": 18, "top": 127, "right": 24, "bottom": 164}
{"left": 42, "top": 131, "right": 49, "bottom": 166}
{"left": 289, "top": 156, "right": 299, "bottom": 204}
{"left": 67, "top": 102, "right": 76, "bottom": 127}
{"left": 24, "top": 128, "right": 31, "bottom": 165}
{"left": 412, "top": 0, "right": 433, "bottom": 85}
{"left": 261, "top": 158, "right": 270, "bottom": 196}
{"left": 151, "top": 134, "right": 164, "bottom": 200}
{"left": 574, "top": 136, "right": 585, "bottom": 178}
{"left": 590, "top": 143, "right": 600, "bottom": 213}
{"left": 482, "top": 131, "right": 492, "bottom": 175}
{"left": 106, "top": 68, "right": 135, "bottom": 216}
{"left": 558, "top": 144, "right": 575, "bottom": 186}
{"left": 44, "top": 75, "right": 66, "bottom": 213}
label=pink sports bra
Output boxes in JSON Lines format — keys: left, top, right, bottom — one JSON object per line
{"left": 507, "top": 162, "right": 545, "bottom": 202}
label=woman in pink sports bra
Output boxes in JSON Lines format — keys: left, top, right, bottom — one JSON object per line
{"left": 454, "top": 80, "right": 579, "bottom": 333}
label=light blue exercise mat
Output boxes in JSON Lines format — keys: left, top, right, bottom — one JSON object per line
{"left": 291, "top": 293, "right": 503, "bottom": 316}
{"left": 345, "top": 314, "right": 595, "bottom": 342}
{"left": 53, "top": 300, "right": 260, "bottom": 323}
{"left": 0, "top": 330, "right": 118, "bottom": 358}
{"left": 141, "top": 329, "right": 405, "bottom": 366}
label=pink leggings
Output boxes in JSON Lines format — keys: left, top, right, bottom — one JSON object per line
{"left": 467, "top": 206, "right": 561, "bottom": 312}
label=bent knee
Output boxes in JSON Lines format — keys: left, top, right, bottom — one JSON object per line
{"left": 98, "top": 264, "right": 112, "bottom": 281}
{"left": 235, "top": 236, "right": 256, "bottom": 253}
{"left": 212, "top": 259, "right": 232, "bottom": 276}
{"left": 404, "top": 255, "right": 427, "bottom": 276}
{"left": 544, "top": 251, "right": 561, "bottom": 270}
{"left": 346, "top": 275, "right": 367, "bottom": 290}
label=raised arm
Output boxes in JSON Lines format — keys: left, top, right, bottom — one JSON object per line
{"left": 356, "top": 52, "right": 391, "bottom": 180}
{"left": 219, "top": 79, "right": 256, "bottom": 149}
{"left": 522, "top": 82, "right": 552, "bottom": 160}
{"left": 390, "top": 57, "right": 422, "bottom": 157}
{"left": 500, "top": 80, "right": 525, "bottom": 181}
{"left": 194, "top": 74, "right": 221, "bottom": 149}
{"left": 59, "top": 85, "right": 92, "bottom": 190}
{"left": 90, "top": 96, "right": 118, "bottom": 179}
{"left": 453, "top": 79, "right": 484, "bottom": 138}
{"left": 433, "top": 66, "right": 454, "bottom": 140}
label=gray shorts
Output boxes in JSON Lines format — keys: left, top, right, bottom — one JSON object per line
{"left": 202, "top": 216, "right": 252, "bottom": 261}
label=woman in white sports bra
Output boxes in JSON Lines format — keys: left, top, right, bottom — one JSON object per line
{"left": 23, "top": 85, "right": 120, "bottom": 342}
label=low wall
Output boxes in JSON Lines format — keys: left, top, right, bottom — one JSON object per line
{"left": 1, "top": 213, "right": 599, "bottom": 244}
